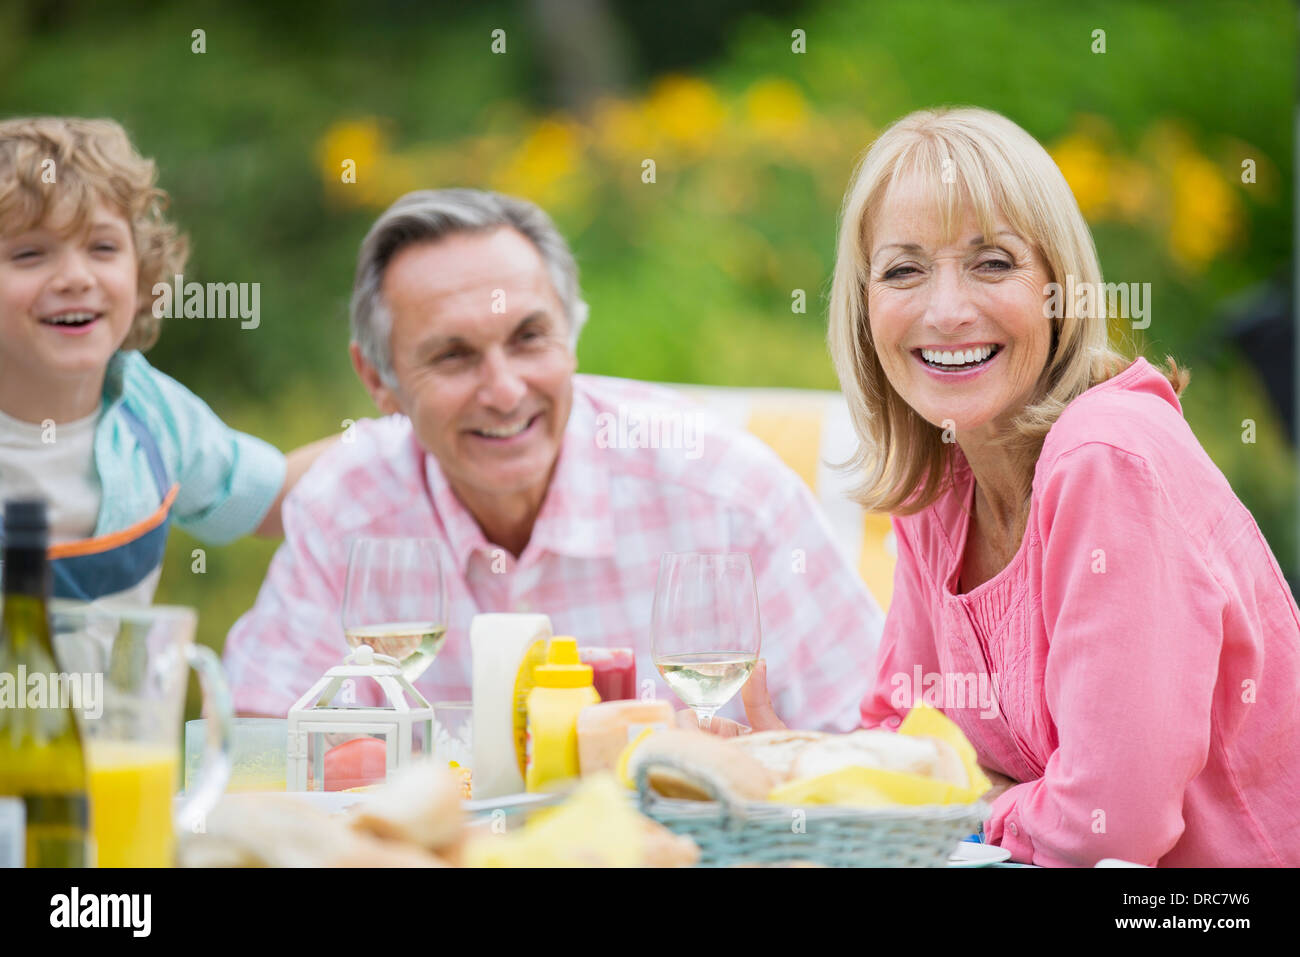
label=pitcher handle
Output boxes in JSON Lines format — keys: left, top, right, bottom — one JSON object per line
{"left": 174, "top": 644, "right": 233, "bottom": 834}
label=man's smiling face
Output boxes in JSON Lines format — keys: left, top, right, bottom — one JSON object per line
{"left": 368, "top": 227, "right": 576, "bottom": 505}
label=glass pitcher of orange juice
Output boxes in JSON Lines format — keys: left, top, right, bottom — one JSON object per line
{"left": 51, "top": 601, "right": 233, "bottom": 867}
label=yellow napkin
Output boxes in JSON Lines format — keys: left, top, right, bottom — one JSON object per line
{"left": 767, "top": 704, "right": 991, "bottom": 807}
{"left": 464, "top": 773, "right": 646, "bottom": 867}
{"left": 614, "top": 726, "right": 660, "bottom": 790}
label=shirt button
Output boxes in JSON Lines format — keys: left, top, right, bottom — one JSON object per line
{"left": 1007, "top": 822, "right": 1019, "bottom": 837}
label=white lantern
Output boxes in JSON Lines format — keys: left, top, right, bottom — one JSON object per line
{"left": 286, "top": 645, "right": 434, "bottom": 791}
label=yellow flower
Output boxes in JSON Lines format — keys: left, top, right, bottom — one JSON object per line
{"left": 1109, "top": 158, "right": 1156, "bottom": 223}
{"left": 1143, "top": 122, "right": 1243, "bottom": 271}
{"left": 744, "top": 78, "right": 808, "bottom": 143}
{"left": 643, "top": 75, "right": 725, "bottom": 152}
{"left": 493, "top": 117, "right": 585, "bottom": 207}
{"left": 315, "top": 118, "right": 386, "bottom": 207}
{"left": 1168, "top": 150, "right": 1239, "bottom": 269}
{"left": 1050, "top": 132, "right": 1111, "bottom": 219}
{"left": 591, "top": 97, "right": 654, "bottom": 159}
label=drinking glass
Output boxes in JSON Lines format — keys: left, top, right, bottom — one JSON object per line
{"left": 341, "top": 538, "right": 446, "bottom": 683}
{"left": 650, "top": 552, "right": 761, "bottom": 730}
{"left": 185, "top": 718, "right": 287, "bottom": 793}
{"left": 50, "top": 601, "right": 233, "bottom": 867}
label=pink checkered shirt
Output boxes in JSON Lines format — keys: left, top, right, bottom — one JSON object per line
{"left": 223, "top": 374, "right": 884, "bottom": 730}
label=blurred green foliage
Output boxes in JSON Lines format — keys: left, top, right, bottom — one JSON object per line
{"left": 1, "top": 0, "right": 1294, "bottom": 700}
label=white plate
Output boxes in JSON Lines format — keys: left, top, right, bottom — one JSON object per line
{"left": 463, "top": 791, "right": 568, "bottom": 815}
{"left": 948, "top": 841, "right": 1012, "bottom": 867}
{"left": 176, "top": 790, "right": 367, "bottom": 815}
{"left": 180, "top": 788, "right": 571, "bottom": 818}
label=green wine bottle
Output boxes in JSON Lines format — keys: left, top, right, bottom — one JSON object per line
{"left": 0, "top": 499, "right": 91, "bottom": 867}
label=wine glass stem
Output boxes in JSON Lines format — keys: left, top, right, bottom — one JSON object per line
{"left": 695, "top": 708, "right": 717, "bottom": 731}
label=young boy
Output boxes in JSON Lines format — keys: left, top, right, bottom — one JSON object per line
{"left": 0, "top": 116, "right": 332, "bottom": 603}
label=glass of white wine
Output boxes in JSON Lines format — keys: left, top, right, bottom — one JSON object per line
{"left": 342, "top": 537, "right": 447, "bottom": 683}
{"left": 651, "top": 551, "right": 761, "bottom": 731}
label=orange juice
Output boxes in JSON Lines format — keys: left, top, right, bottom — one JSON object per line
{"left": 87, "top": 742, "right": 180, "bottom": 868}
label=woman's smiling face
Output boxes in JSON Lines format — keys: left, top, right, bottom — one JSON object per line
{"left": 866, "top": 173, "right": 1054, "bottom": 443}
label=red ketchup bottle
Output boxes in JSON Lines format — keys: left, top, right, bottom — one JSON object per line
{"left": 578, "top": 647, "right": 636, "bottom": 701}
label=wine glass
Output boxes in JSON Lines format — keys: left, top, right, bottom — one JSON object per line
{"left": 651, "top": 552, "right": 762, "bottom": 730}
{"left": 341, "top": 538, "right": 446, "bottom": 683}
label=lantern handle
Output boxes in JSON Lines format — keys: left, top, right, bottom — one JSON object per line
{"left": 344, "top": 645, "right": 402, "bottom": 669}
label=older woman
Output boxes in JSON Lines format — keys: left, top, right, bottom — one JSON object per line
{"left": 727, "top": 106, "right": 1300, "bottom": 867}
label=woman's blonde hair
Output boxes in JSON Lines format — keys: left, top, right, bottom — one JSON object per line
{"left": 827, "top": 106, "right": 1188, "bottom": 516}
{"left": 0, "top": 116, "right": 188, "bottom": 351}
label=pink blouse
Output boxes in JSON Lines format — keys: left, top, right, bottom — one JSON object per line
{"left": 859, "top": 357, "right": 1300, "bottom": 866}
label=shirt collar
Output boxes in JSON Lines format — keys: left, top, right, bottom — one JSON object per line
{"left": 101, "top": 351, "right": 130, "bottom": 411}
{"left": 423, "top": 380, "right": 617, "bottom": 574}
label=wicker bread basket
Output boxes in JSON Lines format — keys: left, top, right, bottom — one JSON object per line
{"left": 634, "top": 756, "right": 990, "bottom": 867}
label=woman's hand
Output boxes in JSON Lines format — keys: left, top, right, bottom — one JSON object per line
{"left": 979, "top": 766, "right": 1019, "bottom": 802}
{"left": 675, "top": 659, "right": 788, "bottom": 735}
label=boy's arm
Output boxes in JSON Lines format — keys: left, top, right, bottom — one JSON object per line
{"left": 131, "top": 358, "right": 283, "bottom": 543}
{"left": 130, "top": 357, "right": 335, "bottom": 543}
{"left": 253, "top": 435, "right": 340, "bottom": 538}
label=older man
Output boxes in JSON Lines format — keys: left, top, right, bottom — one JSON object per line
{"left": 223, "top": 189, "right": 883, "bottom": 730}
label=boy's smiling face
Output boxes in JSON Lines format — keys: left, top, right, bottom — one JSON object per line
{"left": 0, "top": 197, "right": 139, "bottom": 409}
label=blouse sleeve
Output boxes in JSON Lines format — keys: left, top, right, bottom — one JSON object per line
{"left": 984, "top": 442, "right": 1229, "bottom": 866}
{"left": 858, "top": 515, "right": 944, "bottom": 730}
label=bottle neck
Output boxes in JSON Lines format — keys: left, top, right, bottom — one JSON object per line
{"left": 2, "top": 545, "right": 50, "bottom": 601}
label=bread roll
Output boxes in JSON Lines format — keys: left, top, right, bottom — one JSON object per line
{"left": 175, "top": 793, "right": 445, "bottom": 868}
{"left": 626, "top": 730, "right": 774, "bottom": 801}
{"left": 640, "top": 817, "right": 701, "bottom": 867}
{"left": 328, "top": 839, "right": 452, "bottom": 868}
{"left": 578, "top": 699, "right": 676, "bottom": 775}
{"left": 790, "top": 730, "right": 967, "bottom": 787}
{"left": 729, "top": 730, "right": 827, "bottom": 780}
{"left": 347, "top": 760, "right": 465, "bottom": 851}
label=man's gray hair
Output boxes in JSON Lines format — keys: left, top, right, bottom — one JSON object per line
{"left": 350, "top": 188, "right": 589, "bottom": 385}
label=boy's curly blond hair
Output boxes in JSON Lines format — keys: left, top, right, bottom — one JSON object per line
{"left": 0, "top": 116, "right": 188, "bottom": 351}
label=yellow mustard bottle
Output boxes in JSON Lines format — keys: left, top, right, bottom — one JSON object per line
{"left": 525, "top": 637, "right": 600, "bottom": 792}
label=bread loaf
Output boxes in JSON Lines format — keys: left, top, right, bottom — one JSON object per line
{"left": 789, "top": 730, "right": 968, "bottom": 787}
{"left": 626, "top": 730, "right": 774, "bottom": 801}
{"left": 728, "top": 730, "right": 827, "bottom": 780}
